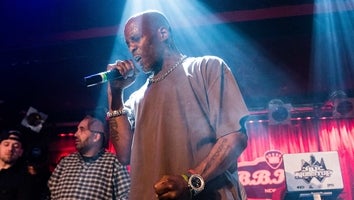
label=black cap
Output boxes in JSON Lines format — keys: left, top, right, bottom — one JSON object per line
{"left": 0, "top": 130, "right": 23, "bottom": 144}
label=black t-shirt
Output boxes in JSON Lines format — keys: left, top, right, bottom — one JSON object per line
{"left": 0, "top": 163, "right": 34, "bottom": 200}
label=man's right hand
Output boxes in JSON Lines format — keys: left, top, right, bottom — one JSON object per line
{"left": 107, "top": 59, "right": 137, "bottom": 89}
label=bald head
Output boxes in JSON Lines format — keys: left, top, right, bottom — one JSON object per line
{"left": 84, "top": 115, "right": 108, "bottom": 149}
{"left": 126, "top": 10, "right": 171, "bottom": 33}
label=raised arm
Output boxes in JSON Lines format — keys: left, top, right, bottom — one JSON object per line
{"left": 107, "top": 60, "right": 136, "bottom": 165}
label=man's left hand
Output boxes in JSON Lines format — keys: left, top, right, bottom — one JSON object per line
{"left": 153, "top": 175, "right": 191, "bottom": 200}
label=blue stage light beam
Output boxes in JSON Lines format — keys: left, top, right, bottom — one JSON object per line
{"left": 311, "top": 0, "right": 354, "bottom": 96}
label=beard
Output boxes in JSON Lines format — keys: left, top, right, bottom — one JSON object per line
{"left": 0, "top": 154, "right": 18, "bottom": 165}
{"left": 76, "top": 139, "right": 92, "bottom": 155}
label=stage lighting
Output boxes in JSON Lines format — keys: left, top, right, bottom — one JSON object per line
{"left": 328, "top": 90, "right": 354, "bottom": 118}
{"left": 21, "top": 107, "right": 48, "bottom": 133}
{"left": 333, "top": 98, "right": 354, "bottom": 118}
{"left": 268, "top": 99, "right": 292, "bottom": 125}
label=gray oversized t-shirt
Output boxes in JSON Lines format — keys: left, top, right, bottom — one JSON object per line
{"left": 125, "top": 56, "right": 249, "bottom": 200}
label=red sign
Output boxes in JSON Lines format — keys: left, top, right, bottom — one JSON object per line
{"left": 238, "top": 150, "right": 285, "bottom": 199}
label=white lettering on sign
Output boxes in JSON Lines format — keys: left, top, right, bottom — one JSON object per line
{"left": 238, "top": 169, "right": 285, "bottom": 186}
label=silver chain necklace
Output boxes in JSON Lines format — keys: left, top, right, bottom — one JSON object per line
{"left": 149, "top": 55, "right": 187, "bottom": 84}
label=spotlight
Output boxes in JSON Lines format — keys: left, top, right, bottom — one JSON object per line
{"left": 328, "top": 90, "right": 354, "bottom": 118}
{"left": 333, "top": 98, "right": 354, "bottom": 118}
{"left": 21, "top": 107, "right": 48, "bottom": 133}
{"left": 268, "top": 99, "right": 292, "bottom": 125}
{"left": 27, "top": 112, "right": 43, "bottom": 126}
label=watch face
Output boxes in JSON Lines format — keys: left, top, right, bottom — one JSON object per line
{"left": 191, "top": 176, "right": 202, "bottom": 187}
{"left": 189, "top": 174, "right": 205, "bottom": 193}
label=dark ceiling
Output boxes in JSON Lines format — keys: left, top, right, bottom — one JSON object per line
{"left": 0, "top": 0, "right": 353, "bottom": 129}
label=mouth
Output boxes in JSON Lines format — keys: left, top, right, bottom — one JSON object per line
{"left": 134, "top": 56, "right": 142, "bottom": 64}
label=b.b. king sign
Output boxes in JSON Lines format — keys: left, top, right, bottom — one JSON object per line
{"left": 238, "top": 150, "right": 285, "bottom": 199}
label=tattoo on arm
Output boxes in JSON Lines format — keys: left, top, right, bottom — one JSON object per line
{"left": 204, "top": 138, "right": 230, "bottom": 173}
{"left": 109, "top": 118, "right": 120, "bottom": 142}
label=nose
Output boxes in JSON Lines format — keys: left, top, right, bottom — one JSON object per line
{"left": 9, "top": 145, "right": 17, "bottom": 152}
{"left": 74, "top": 130, "right": 79, "bottom": 137}
{"left": 128, "top": 43, "right": 137, "bottom": 54}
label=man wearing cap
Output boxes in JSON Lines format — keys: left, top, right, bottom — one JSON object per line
{"left": 0, "top": 129, "right": 34, "bottom": 200}
{"left": 48, "top": 115, "right": 131, "bottom": 200}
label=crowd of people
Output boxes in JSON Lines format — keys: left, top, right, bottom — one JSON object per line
{"left": 1, "top": 10, "right": 249, "bottom": 200}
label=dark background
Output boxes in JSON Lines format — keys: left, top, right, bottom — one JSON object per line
{"left": 1, "top": 0, "right": 353, "bottom": 130}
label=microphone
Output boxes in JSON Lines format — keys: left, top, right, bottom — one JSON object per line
{"left": 84, "top": 69, "right": 123, "bottom": 87}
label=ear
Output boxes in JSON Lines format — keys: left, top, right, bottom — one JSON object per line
{"left": 158, "top": 27, "right": 169, "bottom": 42}
{"left": 93, "top": 133, "right": 101, "bottom": 143}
